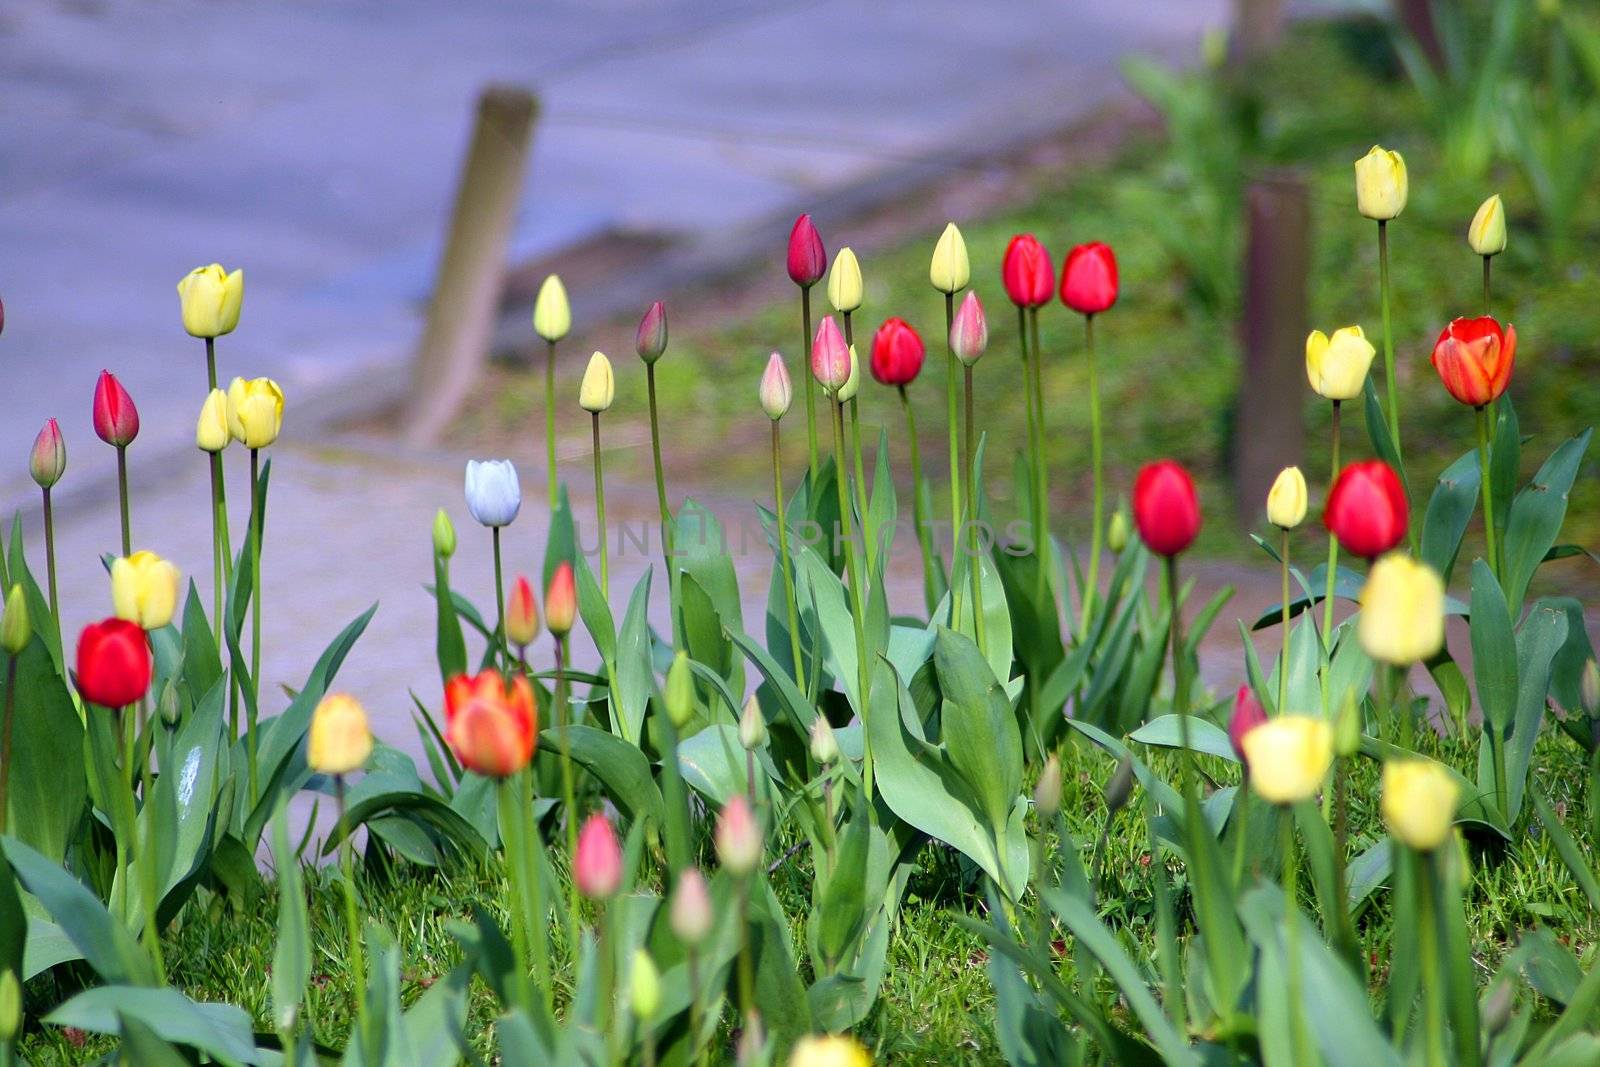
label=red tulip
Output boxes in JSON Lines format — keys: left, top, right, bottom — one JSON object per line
{"left": 1229, "top": 685, "right": 1268, "bottom": 764}
{"left": 1059, "top": 242, "right": 1119, "bottom": 316}
{"left": 1132, "top": 459, "right": 1200, "bottom": 557}
{"left": 93, "top": 371, "right": 140, "bottom": 447}
{"left": 443, "top": 670, "right": 538, "bottom": 778}
{"left": 1002, "top": 234, "right": 1055, "bottom": 308}
{"left": 1324, "top": 460, "right": 1408, "bottom": 559}
{"left": 574, "top": 813, "right": 622, "bottom": 900}
{"left": 75, "top": 618, "right": 152, "bottom": 708}
{"left": 545, "top": 562, "right": 577, "bottom": 639}
{"left": 869, "top": 317, "right": 925, "bottom": 386}
{"left": 1430, "top": 316, "right": 1516, "bottom": 408}
{"left": 786, "top": 214, "right": 826, "bottom": 288}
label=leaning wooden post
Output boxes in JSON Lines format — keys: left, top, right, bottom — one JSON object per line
{"left": 407, "top": 86, "right": 540, "bottom": 445}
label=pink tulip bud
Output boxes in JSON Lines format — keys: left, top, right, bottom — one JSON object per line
{"left": 669, "top": 867, "right": 714, "bottom": 945}
{"left": 635, "top": 300, "right": 668, "bottom": 364}
{"left": 574, "top": 813, "right": 623, "bottom": 900}
{"left": 92, "top": 371, "right": 140, "bottom": 448}
{"left": 759, "top": 353, "right": 792, "bottom": 421}
{"left": 810, "top": 316, "right": 850, "bottom": 393}
{"left": 786, "top": 214, "right": 826, "bottom": 288}
{"left": 1229, "top": 685, "right": 1269, "bottom": 765}
{"left": 29, "top": 418, "right": 66, "bottom": 489}
{"left": 715, "top": 794, "right": 763, "bottom": 875}
{"left": 950, "top": 291, "right": 988, "bottom": 366}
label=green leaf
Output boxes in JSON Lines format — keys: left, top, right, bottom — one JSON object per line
{"left": 1469, "top": 560, "right": 1518, "bottom": 735}
{"left": 612, "top": 571, "right": 655, "bottom": 744}
{"left": 1503, "top": 601, "right": 1568, "bottom": 822}
{"left": 1363, "top": 377, "right": 1409, "bottom": 502}
{"left": 1130, "top": 714, "right": 1237, "bottom": 763}
{"left": 2, "top": 836, "right": 153, "bottom": 986}
{"left": 432, "top": 554, "right": 468, "bottom": 683}
{"left": 1421, "top": 449, "right": 1480, "bottom": 585}
{"left": 538, "top": 725, "right": 663, "bottom": 827}
{"left": 676, "top": 724, "right": 775, "bottom": 807}
{"left": 1, "top": 639, "right": 86, "bottom": 861}
{"left": 46, "top": 985, "right": 267, "bottom": 1065}
{"left": 935, "top": 627, "right": 1022, "bottom": 835}
{"left": 1502, "top": 429, "right": 1591, "bottom": 614}
{"left": 270, "top": 804, "right": 309, "bottom": 1035}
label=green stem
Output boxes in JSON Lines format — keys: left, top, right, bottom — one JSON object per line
{"left": 801, "top": 287, "right": 819, "bottom": 484}
{"left": 248, "top": 448, "right": 262, "bottom": 807}
{"left": 592, "top": 413, "right": 609, "bottom": 599}
{"left": 1028, "top": 309, "right": 1049, "bottom": 607}
{"left": 646, "top": 362, "right": 673, "bottom": 564}
{"left": 964, "top": 365, "right": 986, "bottom": 656}
{"left": 546, "top": 340, "right": 559, "bottom": 512}
{"left": 1417, "top": 851, "right": 1448, "bottom": 1067}
{"left": 1321, "top": 401, "right": 1342, "bottom": 650}
{"left": 1282, "top": 809, "right": 1311, "bottom": 1065}
{"left": 1280, "top": 528, "right": 1291, "bottom": 714}
{"left": 944, "top": 292, "right": 962, "bottom": 584}
{"left": 736, "top": 877, "right": 755, "bottom": 1021}
{"left": 1165, "top": 556, "right": 1189, "bottom": 719}
{"left": 519, "top": 767, "right": 554, "bottom": 1011}
{"left": 831, "top": 398, "right": 873, "bottom": 800}
{"left": 687, "top": 948, "right": 705, "bottom": 1067}
{"left": 1482, "top": 256, "right": 1492, "bottom": 317}
{"left": 1231, "top": 778, "right": 1252, "bottom": 886}
{"left": 496, "top": 776, "right": 536, "bottom": 1013}
{"left": 0, "top": 657, "right": 17, "bottom": 835}
{"left": 554, "top": 637, "right": 581, "bottom": 945}
{"left": 491, "top": 527, "right": 506, "bottom": 671}
{"left": 1017, "top": 308, "right": 1042, "bottom": 596}
{"left": 773, "top": 423, "right": 806, "bottom": 690}
{"left": 209, "top": 452, "right": 226, "bottom": 659}
{"left": 1476, "top": 405, "right": 1500, "bottom": 585}
{"left": 1081, "top": 313, "right": 1103, "bottom": 631}
{"left": 41, "top": 488, "right": 58, "bottom": 627}
{"left": 116, "top": 446, "right": 131, "bottom": 558}
{"left": 899, "top": 386, "right": 939, "bottom": 613}
{"left": 336, "top": 777, "right": 368, "bottom": 1048}
{"left": 1378, "top": 219, "right": 1402, "bottom": 465}
{"left": 136, "top": 699, "right": 166, "bottom": 983}
{"left": 849, "top": 398, "right": 873, "bottom": 566}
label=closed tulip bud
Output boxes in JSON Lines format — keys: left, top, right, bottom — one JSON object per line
{"left": 196, "top": 389, "right": 232, "bottom": 453}
{"left": 740, "top": 693, "right": 769, "bottom": 750}
{"left": 811, "top": 316, "right": 851, "bottom": 393}
{"left": 789, "top": 1034, "right": 873, "bottom": 1067}
{"left": 1334, "top": 690, "right": 1362, "bottom": 757}
{"left": 75, "top": 617, "right": 152, "bottom": 707}
{"left": 1358, "top": 553, "right": 1445, "bottom": 666}
{"left": 112, "top": 550, "right": 181, "bottom": 630}
{"left": 630, "top": 949, "right": 662, "bottom": 1021}
{"left": 579, "top": 351, "right": 615, "bottom": 413}
{"left": 1059, "top": 242, "right": 1119, "bottom": 316}
{"left": 1382, "top": 758, "right": 1460, "bottom": 851}
{"left": 1305, "top": 326, "right": 1376, "bottom": 401}
{"left": 1, "top": 585, "right": 29, "bottom": 655}
{"left": 432, "top": 508, "right": 456, "bottom": 559}
{"left": 1104, "top": 754, "right": 1135, "bottom": 814}
{"left": 93, "top": 371, "right": 140, "bottom": 447}
{"left": 29, "top": 418, "right": 66, "bottom": 489}
{"left": 1468, "top": 194, "right": 1506, "bottom": 256}
{"left": 1002, "top": 233, "right": 1055, "bottom": 308}
{"left": 716, "top": 794, "right": 763, "bottom": 875}
{"left": 443, "top": 670, "right": 538, "bottom": 777}
{"left": 836, "top": 345, "right": 861, "bottom": 402}
{"left": 1267, "top": 466, "right": 1307, "bottom": 530}
{"left": 1324, "top": 460, "right": 1408, "bottom": 559}
{"left": 827, "top": 247, "right": 863, "bottom": 313}
{"left": 176, "top": 263, "right": 245, "bottom": 338}
{"left": 545, "top": 562, "right": 577, "bottom": 638}
{"left": 1228, "top": 686, "right": 1268, "bottom": 763}
{"left": 307, "top": 692, "right": 374, "bottom": 775}
{"left": 869, "top": 317, "right": 925, "bottom": 386}
{"left": 1582, "top": 659, "right": 1600, "bottom": 716}
{"left": 574, "top": 813, "right": 623, "bottom": 900}
{"left": 505, "top": 575, "right": 540, "bottom": 647}
{"left": 1354, "top": 146, "right": 1408, "bottom": 221}
{"left": 1430, "top": 316, "right": 1516, "bottom": 408}
{"left": 0, "top": 970, "right": 19, "bottom": 1046}
{"left": 950, "top": 291, "right": 988, "bottom": 366}
{"left": 1132, "top": 459, "right": 1201, "bottom": 557}
{"left": 787, "top": 214, "right": 827, "bottom": 288}
{"left": 1107, "top": 509, "right": 1130, "bottom": 554}
{"left": 1482, "top": 982, "right": 1514, "bottom": 1038}
{"left": 809, "top": 715, "right": 838, "bottom": 766}
{"left": 636, "top": 300, "right": 668, "bottom": 363}
{"left": 759, "top": 352, "right": 793, "bottom": 421}
{"left": 929, "top": 222, "right": 970, "bottom": 294}
{"left": 533, "top": 274, "right": 571, "bottom": 342}
{"left": 226, "top": 376, "right": 285, "bottom": 448}
{"left": 665, "top": 650, "right": 696, "bottom": 728}
{"left": 738, "top": 1012, "right": 768, "bottom": 1067}
{"left": 464, "top": 459, "right": 521, "bottom": 527}
{"left": 669, "top": 868, "right": 714, "bottom": 945}
{"left": 1239, "top": 715, "right": 1333, "bottom": 805}
{"left": 1033, "top": 754, "right": 1062, "bottom": 818}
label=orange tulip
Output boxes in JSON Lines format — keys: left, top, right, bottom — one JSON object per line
{"left": 443, "top": 670, "right": 537, "bottom": 777}
{"left": 1430, "top": 316, "right": 1516, "bottom": 408}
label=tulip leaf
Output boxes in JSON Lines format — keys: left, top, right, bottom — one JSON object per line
{"left": 612, "top": 571, "right": 654, "bottom": 745}
{"left": 432, "top": 554, "right": 468, "bottom": 683}
{"left": 727, "top": 626, "right": 817, "bottom": 736}
{"left": 1490, "top": 397, "right": 1521, "bottom": 539}
{"left": 675, "top": 723, "right": 776, "bottom": 807}
{"left": 269, "top": 803, "right": 309, "bottom": 1036}
{"left": 935, "top": 627, "right": 1023, "bottom": 838}
{"left": 1502, "top": 429, "right": 1591, "bottom": 615}
{"left": 1, "top": 639, "right": 86, "bottom": 863}
{"left": 2, "top": 835, "right": 154, "bottom": 987}
{"left": 1499, "top": 600, "right": 1567, "bottom": 824}
{"left": 543, "top": 485, "right": 576, "bottom": 588}
{"left": 573, "top": 549, "right": 616, "bottom": 664}
{"left": 1530, "top": 785, "right": 1600, "bottom": 911}
{"left": 1470, "top": 559, "right": 1518, "bottom": 736}
{"left": 45, "top": 985, "right": 264, "bottom": 1064}
{"left": 674, "top": 499, "right": 745, "bottom": 697}
{"left": 538, "top": 724, "right": 663, "bottom": 828}
{"left": 1129, "top": 715, "right": 1237, "bottom": 762}
{"left": 1362, "top": 377, "right": 1410, "bottom": 504}
{"left": 1421, "top": 448, "right": 1481, "bottom": 585}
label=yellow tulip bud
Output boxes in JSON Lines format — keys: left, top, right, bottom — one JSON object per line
{"left": 1354, "top": 146, "right": 1407, "bottom": 221}
{"left": 1468, "top": 194, "right": 1506, "bottom": 257}
{"left": 929, "top": 222, "right": 970, "bottom": 294}
{"left": 226, "top": 376, "right": 285, "bottom": 449}
{"left": 533, "top": 274, "right": 571, "bottom": 342}
{"left": 1266, "top": 466, "right": 1308, "bottom": 529}
{"left": 665, "top": 650, "right": 695, "bottom": 729}
{"left": 1107, "top": 509, "right": 1130, "bottom": 554}
{"left": 837, "top": 345, "right": 860, "bottom": 402}
{"left": 788, "top": 1034, "right": 873, "bottom": 1067}
{"left": 196, "top": 388, "right": 232, "bottom": 452}
{"left": 827, "top": 247, "right": 863, "bottom": 313}
{"left": 1239, "top": 714, "right": 1333, "bottom": 805}
{"left": 308, "top": 692, "right": 374, "bottom": 776}
{"left": 1305, "top": 325, "right": 1375, "bottom": 401}
{"left": 1358, "top": 553, "right": 1445, "bottom": 666}
{"left": 630, "top": 949, "right": 662, "bottom": 1021}
{"left": 1, "top": 585, "right": 29, "bottom": 655}
{"left": 1381, "top": 758, "right": 1460, "bottom": 851}
{"left": 111, "top": 550, "right": 181, "bottom": 630}
{"left": 176, "top": 263, "right": 245, "bottom": 338}
{"left": 579, "top": 351, "right": 615, "bottom": 413}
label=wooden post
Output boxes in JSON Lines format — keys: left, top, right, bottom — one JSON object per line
{"left": 406, "top": 86, "right": 539, "bottom": 445}
{"left": 1235, "top": 170, "right": 1308, "bottom": 520}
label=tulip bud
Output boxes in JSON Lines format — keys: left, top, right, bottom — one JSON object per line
{"left": 809, "top": 715, "right": 838, "bottom": 767}
{"left": 29, "top": 418, "right": 66, "bottom": 489}
{"left": 1266, "top": 466, "right": 1307, "bottom": 530}
{"left": 669, "top": 868, "right": 714, "bottom": 945}
{"left": 737, "top": 1011, "right": 767, "bottom": 1067}
{"left": 1104, "top": 754, "right": 1135, "bottom": 814}
{"left": 836, "top": 345, "right": 861, "bottom": 402}
{"left": 226, "top": 376, "right": 285, "bottom": 449}
{"left": 1305, "top": 326, "right": 1376, "bottom": 402}
{"left": 827, "top": 247, "right": 863, "bottom": 314}
{"left": 1324, "top": 460, "right": 1407, "bottom": 559}
{"left": 1228, "top": 686, "right": 1268, "bottom": 763}
{"left": 1381, "top": 758, "right": 1460, "bottom": 851}
{"left": 1107, "top": 509, "right": 1130, "bottom": 554}
{"left": 739, "top": 693, "right": 768, "bottom": 750}
{"left": 1468, "top": 194, "right": 1506, "bottom": 256}
{"left": 533, "top": 274, "right": 571, "bottom": 342}
{"left": 929, "top": 222, "right": 970, "bottom": 294}
{"left": 630, "top": 949, "right": 662, "bottom": 1021}
{"left": 1060, "top": 242, "right": 1119, "bottom": 316}
{"left": 1033, "top": 755, "right": 1062, "bottom": 818}
{"left": 0, "top": 294, "right": 5, "bottom": 338}
{"left": 176, "top": 263, "right": 245, "bottom": 338}
{"left": 1132, "top": 459, "right": 1201, "bottom": 557}
{"left": 1359, "top": 553, "right": 1445, "bottom": 666}
{"left": 787, "top": 215, "right": 827, "bottom": 288}
{"left": 1581, "top": 659, "right": 1600, "bottom": 717}
{"left": 950, "top": 291, "right": 988, "bottom": 366}
{"left": 1002, "top": 233, "right": 1055, "bottom": 309}
{"left": 432, "top": 508, "right": 457, "bottom": 560}
{"left": 1, "top": 585, "right": 29, "bottom": 655}
{"left": 1354, "top": 146, "right": 1408, "bottom": 221}
{"left": 546, "top": 562, "right": 577, "bottom": 638}
{"left": 1239, "top": 715, "right": 1334, "bottom": 805}
{"left": 811, "top": 316, "right": 851, "bottom": 393}
{"left": 1431, "top": 316, "right": 1516, "bottom": 408}
{"left": 579, "top": 351, "right": 616, "bottom": 413}
{"left": 1334, "top": 689, "right": 1362, "bottom": 758}
{"left": 759, "top": 352, "right": 793, "bottom": 421}
{"left": 665, "top": 650, "right": 695, "bottom": 729}
{"left": 574, "top": 813, "right": 623, "bottom": 900}
{"left": 869, "top": 317, "right": 925, "bottom": 386}
{"left": 506, "top": 575, "right": 540, "bottom": 647}
{"left": 112, "top": 550, "right": 181, "bottom": 630}
{"left": 635, "top": 300, "right": 668, "bottom": 364}
{"left": 75, "top": 617, "right": 153, "bottom": 708}
{"left": 308, "top": 692, "right": 374, "bottom": 776}
{"left": 716, "top": 794, "right": 762, "bottom": 875}
{"left": 0, "top": 970, "right": 19, "bottom": 1045}
{"left": 196, "top": 389, "right": 232, "bottom": 453}
{"left": 464, "top": 459, "right": 522, "bottom": 527}
{"left": 789, "top": 1034, "right": 873, "bottom": 1067}
{"left": 1482, "top": 981, "right": 1514, "bottom": 1038}
{"left": 93, "top": 371, "right": 140, "bottom": 447}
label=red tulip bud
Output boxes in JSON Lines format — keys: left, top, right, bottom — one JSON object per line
{"left": 1430, "top": 315, "right": 1515, "bottom": 408}
{"left": 75, "top": 618, "right": 152, "bottom": 708}
{"left": 811, "top": 315, "right": 851, "bottom": 392}
{"left": 669, "top": 868, "right": 714, "bottom": 945}
{"left": 1002, "top": 233, "right": 1055, "bottom": 308}
{"left": 92, "top": 371, "right": 140, "bottom": 448}
{"left": 1324, "top": 460, "right": 1408, "bottom": 559}
{"left": 30, "top": 418, "right": 66, "bottom": 489}
{"left": 575, "top": 813, "right": 623, "bottom": 900}
{"left": 715, "top": 793, "right": 763, "bottom": 875}
{"left": 786, "top": 214, "right": 826, "bottom": 288}
{"left": 1229, "top": 685, "right": 1269, "bottom": 764}
{"left": 1132, "top": 459, "right": 1201, "bottom": 557}
{"left": 635, "top": 300, "right": 668, "bottom": 364}
{"left": 505, "top": 575, "right": 540, "bottom": 648}
{"left": 950, "top": 292, "right": 988, "bottom": 366}
{"left": 1060, "top": 242, "right": 1119, "bottom": 316}
{"left": 545, "top": 562, "right": 577, "bottom": 638}
{"left": 868, "top": 317, "right": 925, "bottom": 386}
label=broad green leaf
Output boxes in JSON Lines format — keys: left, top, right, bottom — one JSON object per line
{"left": 539, "top": 724, "right": 663, "bottom": 827}
{"left": 1421, "top": 449, "right": 1480, "bottom": 585}
{"left": 46, "top": 985, "right": 266, "bottom": 1065}
{"left": 935, "top": 627, "right": 1022, "bottom": 834}
{"left": 1469, "top": 560, "right": 1518, "bottom": 735}
{"left": 1502, "top": 429, "right": 1591, "bottom": 614}
{"left": 270, "top": 804, "right": 309, "bottom": 1036}
{"left": 612, "top": 571, "right": 654, "bottom": 744}
{"left": 1, "top": 639, "right": 86, "bottom": 861}
{"left": 1502, "top": 601, "right": 1567, "bottom": 822}
{"left": 2, "top": 836, "right": 153, "bottom": 986}
{"left": 1129, "top": 715, "right": 1237, "bottom": 763}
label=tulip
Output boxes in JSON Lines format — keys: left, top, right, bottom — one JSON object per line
{"left": 1358, "top": 553, "right": 1444, "bottom": 667}
{"left": 949, "top": 292, "right": 987, "bottom": 366}
{"left": 226, "top": 376, "right": 285, "bottom": 448}
{"left": 635, "top": 301, "right": 668, "bottom": 364}
{"left": 533, "top": 274, "right": 571, "bottom": 342}
{"left": 111, "top": 551, "right": 180, "bottom": 631}
{"left": 929, "top": 222, "right": 970, "bottom": 294}
{"left": 1267, "top": 467, "right": 1307, "bottom": 530}
{"left": 464, "top": 459, "right": 521, "bottom": 528}
{"left": 827, "top": 248, "right": 863, "bottom": 313}
{"left": 29, "top": 418, "right": 65, "bottom": 490}
{"left": 432, "top": 508, "right": 457, "bottom": 560}
{"left": 176, "top": 263, "right": 245, "bottom": 339}
{"left": 1, "top": 585, "right": 28, "bottom": 656}
{"left": 630, "top": 949, "right": 662, "bottom": 1021}
{"left": 1001, "top": 233, "right": 1054, "bottom": 308}
{"left": 1059, "top": 242, "right": 1119, "bottom": 316}
{"left": 75, "top": 618, "right": 152, "bottom": 708}
{"left": 1107, "top": 509, "right": 1130, "bottom": 554}
{"left": 1324, "top": 460, "right": 1407, "bottom": 559}
{"left": 574, "top": 812, "right": 623, "bottom": 900}
{"left": 787, "top": 214, "right": 826, "bottom": 288}
{"left": 1382, "top": 758, "right": 1460, "bottom": 852}
{"left": 868, "top": 317, "right": 924, "bottom": 386}
{"left": 837, "top": 345, "right": 861, "bottom": 403}
{"left": 443, "top": 670, "right": 538, "bottom": 777}
{"left": 196, "top": 389, "right": 231, "bottom": 453}
{"left": 789, "top": 1035, "right": 873, "bottom": 1067}
{"left": 809, "top": 715, "right": 839, "bottom": 767}
{"left": 1354, "top": 146, "right": 1407, "bottom": 221}
{"left": 1061, "top": 242, "right": 1119, "bottom": 622}
{"left": 545, "top": 562, "right": 577, "bottom": 638}
{"left": 1430, "top": 316, "right": 1515, "bottom": 409}
{"left": 307, "top": 693, "right": 374, "bottom": 776}
{"left": 578, "top": 350, "right": 615, "bottom": 413}
{"left": 716, "top": 793, "right": 763, "bottom": 875}
{"left": 739, "top": 694, "right": 768, "bottom": 751}
{"left": 762, "top": 361, "right": 806, "bottom": 686}
{"left": 811, "top": 316, "right": 851, "bottom": 393}
{"left": 1033, "top": 754, "right": 1062, "bottom": 819}
{"left": 1239, "top": 714, "right": 1333, "bottom": 805}
{"left": 505, "top": 575, "right": 540, "bottom": 649}
{"left": 670, "top": 868, "right": 714, "bottom": 945}
{"left": 1468, "top": 194, "right": 1506, "bottom": 257}
{"left": 1132, "top": 460, "right": 1201, "bottom": 558}
{"left": 1583, "top": 659, "right": 1600, "bottom": 717}
{"left": 1305, "top": 326, "right": 1376, "bottom": 402}
{"left": 1229, "top": 685, "right": 1269, "bottom": 763}
{"left": 579, "top": 354, "right": 615, "bottom": 594}
{"left": 93, "top": 370, "right": 139, "bottom": 448}
{"left": 760, "top": 352, "right": 793, "bottom": 420}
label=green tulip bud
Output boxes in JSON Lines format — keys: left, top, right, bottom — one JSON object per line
{"left": 432, "top": 508, "right": 456, "bottom": 560}
{"left": 739, "top": 693, "right": 768, "bottom": 751}
{"left": 1335, "top": 690, "right": 1363, "bottom": 758}
{"left": 0, "top": 585, "right": 28, "bottom": 655}
{"left": 1107, "top": 509, "right": 1130, "bottom": 555}
{"left": 0, "top": 969, "right": 19, "bottom": 1044}
{"left": 1033, "top": 755, "right": 1062, "bottom": 819}
{"left": 665, "top": 651, "right": 695, "bottom": 729}
{"left": 809, "top": 715, "right": 838, "bottom": 766}
{"left": 630, "top": 949, "right": 662, "bottom": 1021}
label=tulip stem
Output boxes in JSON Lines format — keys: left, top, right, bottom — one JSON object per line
{"left": 135, "top": 698, "right": 166, "bottom": 984}
{"left": 1027, "top": 310, "right": 1049, "bottom": 605}
{"left": 646, "top": 362, "right": 673, "bottom": 563}
{"left": 495, "top": 776, "right": 537, "bottom": 1014}
{"left": 554, "top": 635, "right": 581, "bottom": 942}
{"left": 546, "top": 339, "right": 559, "bottom": 512}
{"left": 1279, "top": 528, "right": 1291, "bottom": 714}
{"left": 116, "top": 446, "right": 132, "bottom": 558}
{"left": 37, "top": 488, "right": 58, "bottom": 629}
{"left": 520, "top": 767, "right": 554, "bottom": 1011}
{"left": 335, "top": 776, "right": 369, "bottom": 1050}
{"left": 1416, "top": 851, "right": 1449, "bottom": 1067}
{"left": 491, "top": 527, "right": 507, "bottom": 671}
{"left": 1281, "top": 809, "right": 1311, "bottom": 1067}
{"left": 831, "top": 397, "right": 873, "bottom": 801}
{"left": 801, "top": 287, "right": 819, "bottom": 485}
{"left": 208, "top": 453, "right": 226, "bottom": 656}
{"left": 1165, "top": 556, "right": 1189, "bottom": 720}
{"left": 772, "top": 423, "right": 806, "bottom": 693}
{"left": 963, "top": 365, "right": 987, "bottom": 657}
{"left": 1231, "top": 777, "right": 1252, "bottom": 887}
{"left": 849, "top": 398, "right": 874, "bottom": 566}
{"left": 248, "top": 447, "right": 263, "bottom": 807}
{"left": 1482, "top": 256, "right": 1492, "bottom": 317}
{"left": 736, "top": 876, "right": 755, "bottom": 1022}
{"left": 945, "top": 292, "right": 963, "bottom": 596}
{"left": 1377, "top": 220, "right": 1402, "bottom": 466}
{"left": 1322, "top": 401, "right": 1342, "bottom": 651}
{"left": 1081, "top": 313, "right": 1103, "bottom": 632}
{"left": 1475, "top": 406, "right": 1501, "bottom": 584}
{"left": 0, "top": 656, "right": 17, "bottom": 836}
{"left": 899, "top": 386, "right": 941, "bottom": 613}
{"left": 1016, "top": 307, "right": 1042, "bottom": 592}
{"left": 592, "top": 413, "right": 609, "bottom": 600}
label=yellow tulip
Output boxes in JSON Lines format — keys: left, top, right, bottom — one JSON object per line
{"left": 1267, "top": 466, "right": 1307, "bottom": 529}
{"left": 929, "top": 222, "right": 970, "bottom": 294}
{"left": 176, "top": 263, "right": 244, "bottom": 338}
{"left": 196, "top": 389, "right": 231, "bottom": 453}
{"left": 1358, "top": 553, "right": 1445, "bottom": 665}
{"left": 788, "top": 1034, "right": 873, "bottom": 1067}
{"left": 579, "top": 351, "right": 615, "bottom": 413}
{"left": 827, "top": 247, "right": 863, "bottom": 313}
{"left": 1354, "top": 146, "right": 1407, "bottom": 221}
{"left": 1468, "top": 194, "right": 1507, "bottom": 256}
{"left": 1240, "top": 715, "right": 1333, "bottom": 805}
{"left": 1305, "top": 325, "right": 1375, "bottom": 401}
{"left": 1382, "top": 758, "right": 1460, "bottom": 851}
{"left": 307, "top": 692, "right": 374, "bottom": 776}
{"left": 837, "top": 344, "right": 860, "bottom": 401}
{"left": 226, "top": 376, "right": 285, "bottom": 449}
{"left": 533, "top": 274, "right": 571, "bottom": 342}
{"left": 112, "top": 550, "right": 181, "bottom": 630}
